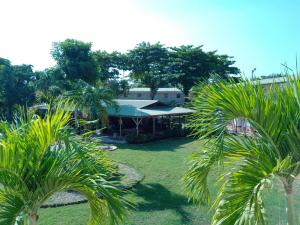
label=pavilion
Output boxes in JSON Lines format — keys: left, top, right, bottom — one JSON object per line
{"left": 107, "top": 99, "right": 195, "bottom": 136}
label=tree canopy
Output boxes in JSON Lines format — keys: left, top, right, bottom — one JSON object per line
{"left": 34, "top": 67, "right": 67, "bottom": 103}
{"left": 51, "top": 39, "right": 99, "bottom": 84}
{"left": 127, "top": 42, "right": 171, "bottom": 99}
{"left": 169, "top": 45, "right": 240, "bottom": 95}
{"left": 0, "top": 58, "right": 35, "bottom": 118}
{"left": 93, "top": 50, "right": 127, "bottom": 82}
{"left": 126, "top": 42, "right": 240, "bottom": 98}
{"left": 0, "top": 38, "right": 240, "bottom": 120}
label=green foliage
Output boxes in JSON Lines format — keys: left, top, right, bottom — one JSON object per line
{"left": 65, "top": 80, "right": 117, "bottom": 126}
{"left": 106, "top": 79, "right": 130, "bottom": 98}
{"left": 184, "top": 76, "right": 300, "bottom": 225}
{"left": 0, "top": 101, "right": 128, "bottom": 225}
{"left": 34, "top": 67, "right": 67, "bottom": 103}
{"left": 40, "top": 138, "right": 299, "bottom": 225}
{"left": 50, "top": 40, "right": 121, "bottom": 124}
{"left": 0, "top": 58, "right": 35, "bottom": 119}
{"left": 92, "top": 50, "right": 130, "bottom": 99}
{"left": 127, "top": 42, "right": 171, "bottom": 99}
{"left": 1, "top": 39, "right": 240, "bottom": 125}
{"left": 93, "top": 50, "right": 127, "bottom": 82}
{"left": 259, "top": 73, "right": 285, "bottom": 79}
{"left": 126, "top": 43, "right": 239, "bottom": 98}
{"left": 51, "top": 39, "right": 99, "bottom": 84}
{"left": 169, "top": 45, "right": 240, "bottom": 95}
{"left": 124, "top": 126, "right": 189, "bottom": 144}
{"left": 124, "top": 133, "right": 155, "bottom": 144}
{"left": 40, "top": 139, "right": 203, "bottom": 225}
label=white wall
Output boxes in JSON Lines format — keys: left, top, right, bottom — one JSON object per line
{"left": 119, "top": 91, "right": 185, "bottom": 104}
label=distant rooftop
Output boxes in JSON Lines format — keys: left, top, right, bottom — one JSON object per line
{"left": 112, "top": 99, "right": 161, "bottom": 109}
{"left": 258, "top": 77, "right": 286, "bottom": 85}
{"left": 129, "top": 88, "right": 182, "bottom": 92}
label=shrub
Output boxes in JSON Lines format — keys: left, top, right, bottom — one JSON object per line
{"left": 125, "top": 127, "right": 190, "bottom": 144}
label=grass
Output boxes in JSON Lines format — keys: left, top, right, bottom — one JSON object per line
{"left": 39, "top": 138, "right": 211, "bottom": 225}
{"left": 39, "top": 137, "right": 300, "bottom": 225}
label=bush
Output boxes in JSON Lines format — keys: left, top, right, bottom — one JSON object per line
{"left": 125, "top": 127, "right": 190, "bottom": 144}
{"left": 125, "top": 133, "right": 155, "bottom": 144}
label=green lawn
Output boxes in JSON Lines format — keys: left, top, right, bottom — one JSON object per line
{"left": 39, "top": 138, "right": 299, "bottom": 225}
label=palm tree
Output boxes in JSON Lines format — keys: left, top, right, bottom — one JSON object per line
{"left": 184, "top": 76, "right": 300, "bottom": 225}
{"left": 66, "top": 80, "right": 117, "bottom": 128}
{"left": 0, "top": 101, "right": 127, "bottom": 225}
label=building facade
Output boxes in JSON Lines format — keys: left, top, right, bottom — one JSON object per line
{"left": 118, "top": 88, "right": 185, "bottom": 104}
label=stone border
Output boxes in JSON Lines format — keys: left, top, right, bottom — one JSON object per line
{"left": 41, "top": 163, "right": 143, "bottom": 208}
{"left": 117, "top": 163, "right": 144, "bottom": 190}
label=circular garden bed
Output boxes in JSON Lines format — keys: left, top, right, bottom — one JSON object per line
{"left": 42, "top": 163, "right": 143, "bottom": 208}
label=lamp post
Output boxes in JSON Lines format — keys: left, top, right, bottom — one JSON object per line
{"left": 251, "top": 68, "right": 256, "bottom": 80}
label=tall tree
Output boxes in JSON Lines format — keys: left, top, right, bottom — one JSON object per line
{"left": 34, "top": 67, "right": 67, "bottom": 103}
{"left": 0, "top": 101, "right": 127, "bottom": 225}
{"left": 51, "top": 39, "right": 99, "bottom": 84}
{"left": 0, "top": 58, "right": 35, "bottom": 118}
{"left": 169, "top": 45, "right": 239, "bottom": 96}
{"left": 106, "top": 79, "right": 130, "bottom": 98}
{"left": 93, "top": 50, "right": 130, "bottom": 98}
{"left": 93, "top": 50, "right": 127, "bottom": 82}
{"left": 184, "top": 76, "right": 300, "bottom": 225}
{"left": 51, "top": 40, "right": 119, "bottom": 127}
{"left": 127, "top": 42, "right": 170, "bottom": 99}
{"left": 260, "top": 73, "right": 284, "bottom": 79}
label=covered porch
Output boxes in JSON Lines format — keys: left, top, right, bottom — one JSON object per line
{"left": 109, "top": 114, "right": 188, "bottom": 137}
{"left": 106, "top": 100, "right": 195, "bottom": 138}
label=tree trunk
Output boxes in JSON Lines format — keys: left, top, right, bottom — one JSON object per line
{"left": 183, "top": 87, "right": 189, "bottom": 98}
{"left": 28, "top": 211, "right": 38, "bottom": 225}
{"left": 150, "top": 90, "right": 156, "bottom": 100}
{"left": 8, "top": 106, "right": 13, "bottom": 120}
{"left": 284, "top": 181, "right": 295, "bottom": 225}
{"left": 74, "top": 108, "right": 79, "bottom": 130}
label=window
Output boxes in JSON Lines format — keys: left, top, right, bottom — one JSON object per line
{"left": 176, "top": 94, "right": 181, "bottom": 98}
{"left": 137, "top": 93, "right": 142, "bottom": 98}
{"left": 164, "top": 93, "right": 169, "bottom": 98}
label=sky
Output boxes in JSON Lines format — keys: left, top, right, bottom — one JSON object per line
{"left": 0, "top": 0, "right": 299, "bottom": 77}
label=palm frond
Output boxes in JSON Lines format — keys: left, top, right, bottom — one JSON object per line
{"left": 184, "top": 75, "right": 300, "bottom": 225}
{"left": 212, "top": 138, "right": 276, "bottom": 225}
{"left": 0, "top": 100, "right": 128, "bottom": 224}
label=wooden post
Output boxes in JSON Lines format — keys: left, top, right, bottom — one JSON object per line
{"left": 234, "top": 119, "right": 238, "bottom": 133}
{"left": 119, "top": 117, "right": 122, "bottom": 137}
{"left": 132, "top": 117, "right": 142, "bottom": 136}
{"left": 152, "top": 117, "right": 156, "bottom": 135}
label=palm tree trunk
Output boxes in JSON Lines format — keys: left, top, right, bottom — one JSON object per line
{"left": 284, "top": 181, "right": 295, "bottom": 225}
{"left": 74, "top": 108, "right": 79, "bottom": 130}
{"left": 28, "top": 211, "right": 38, "bottom": 225}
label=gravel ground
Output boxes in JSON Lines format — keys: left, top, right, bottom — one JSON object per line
{"left": 42, "top": 163, "right": 143, "bottom": 208}
{"left": 42, "top": 191, "right": 87, "bottom": 208}
{"left": 117, "top": 163, "right": 144, "bottom": 189}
